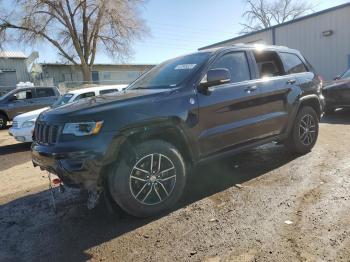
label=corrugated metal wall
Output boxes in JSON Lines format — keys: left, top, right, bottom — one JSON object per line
{"left": 0, "top": 58, "right": 30, "bottom": 90}
{"left": 204, "top": 5, "right": 350, "bottom": 80}
{"left": 275, "top": 5, "right": 350, "bottom": 80}
{"left": 213, "top": 30, "right": 273, "bottom": 48}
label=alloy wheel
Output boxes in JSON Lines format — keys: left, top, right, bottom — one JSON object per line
{"left": 129, "top": 153, "right": 176, "bottom": 205}
{"left": 299, "top": 114, "right": 316, "bottom": 146}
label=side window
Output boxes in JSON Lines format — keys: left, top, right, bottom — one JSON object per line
{"left": 253, "top": 51, "right": 284, "bottom": 78}
{"left": 280, "top": 52, "right": 308, "bottom": 74}
{"left": 36, "top": 88, "right": 55, "bottom": 98}
{"left": 100, "top": 89, "right": 118, "bottom": 95}
{"left": 13, "top": 89, "right": 33, "bottom": 100}
{"left": 74, "top": 92, "right": 95, "bottom": 101}
{"left": 210, "top": 52, "right": 251, "bottom": 83}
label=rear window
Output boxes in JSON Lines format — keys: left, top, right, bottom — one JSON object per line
{"left": 100, "top": 89, "right": 118, "bottom": 95}
{"left": 36, "top": 88, "right": 55, "bottom": 98}
{"left": 280, "top": 53, "right": 308, "bottom": 74}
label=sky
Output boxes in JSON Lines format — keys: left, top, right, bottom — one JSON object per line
{"left": 4, "top": 0, "right": 350, "bottom": 64}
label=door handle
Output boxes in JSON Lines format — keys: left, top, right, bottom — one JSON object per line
{"left": 286, "top": 79, "right": 296, "bottom": 85}
{"left": 245, "top": 85, "right": 258, "bottom": 93}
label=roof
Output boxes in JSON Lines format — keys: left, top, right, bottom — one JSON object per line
{"left": 203, "top": 43, "right": 297, "bottom": 54}
{"left": 40, "top": 63, "right": 155, "bottom": 67}
{"left": 0, "top": 51, "right": 26, "bottom": 59}
{"left": 199, "top": 2, "right": 350, "bottom": 50}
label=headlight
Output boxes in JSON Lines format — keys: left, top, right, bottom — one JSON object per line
{"left": 62, "top": 121, "right": 103, "bottom": 136}
{"left": 21, "top": 120, "right": 35, "bottom": 128}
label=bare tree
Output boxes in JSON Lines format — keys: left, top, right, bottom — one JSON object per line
{"left": 240, "top": 0, "right": 316, "bottom": 34}
{"left": 0, "top": 0, "right": 148, "bottom": 82}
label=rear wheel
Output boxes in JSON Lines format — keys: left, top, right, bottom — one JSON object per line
{"left": 108, "top": 140, "right": 186, "bottom": 217}
{"left": 0, "top": 114, "right": 7, "bottom": 129}
{"left": 285, "top": 106, "right": 319, "bottom": 154}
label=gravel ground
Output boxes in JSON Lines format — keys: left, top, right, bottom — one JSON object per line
{"left": 1, "top": 111, "right": 350, "bottom": 262}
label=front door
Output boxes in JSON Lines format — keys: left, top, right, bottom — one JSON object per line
{"left": 7, "top": 88, "right": 37, "bottom": 119}
{"left": 196, "top": 51, "right": 266, "bottom": 157}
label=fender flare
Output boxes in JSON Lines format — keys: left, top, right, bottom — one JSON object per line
{"left": 104, "top": 118, "right": 200, "bottom": 167}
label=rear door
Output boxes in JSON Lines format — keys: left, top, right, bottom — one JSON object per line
{"left": 196, "top": 51, "right": 268, "bottom": 156}
{"left": 247, "top": 50, "right": 295, "bottom": 136}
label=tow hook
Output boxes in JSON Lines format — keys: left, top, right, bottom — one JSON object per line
{"left": 87, "top": 190, "right": 100, "bottom": 210}
{"left": 47, "top": 172, "right": 65, "bottom": 213}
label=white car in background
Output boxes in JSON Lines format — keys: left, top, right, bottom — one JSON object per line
{"left": 9, "top": 85, "right": 127, "bottom": 143}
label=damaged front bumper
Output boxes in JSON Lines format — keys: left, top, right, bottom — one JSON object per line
{"left": 31, "top": 131, "right": 123, "bottom": 191}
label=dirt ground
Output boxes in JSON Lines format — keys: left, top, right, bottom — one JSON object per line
{"left": 1, "top": 111, "right": 350, "bottom": 262}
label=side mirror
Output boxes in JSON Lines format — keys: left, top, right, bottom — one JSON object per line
{"left": 199, "top": 68, "right": 231, "bottom": 92}
{"left": 334, "top": 75, "right": 341, "bottom": 81}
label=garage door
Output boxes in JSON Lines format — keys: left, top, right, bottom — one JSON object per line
{"left": 0, "top": 71, "right": 17, "bottom": 88}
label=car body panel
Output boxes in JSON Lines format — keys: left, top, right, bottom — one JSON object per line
{"left": 323, "top": 77, "right": 350, "bottom": 109}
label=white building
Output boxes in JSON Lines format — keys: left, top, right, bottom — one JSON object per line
{"left": 199, "top": 3, "right": 350, "bottom": 80}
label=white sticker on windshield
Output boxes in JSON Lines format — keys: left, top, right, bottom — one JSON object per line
{"left": 175, "top": 64, "right": 197, "bottom": 70}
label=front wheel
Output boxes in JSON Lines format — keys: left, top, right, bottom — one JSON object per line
{"left": 285, "top": 106, "right": 319, "bottom": 154}
{"left": 108, "top": 140, "right": 186, "bottom": 217}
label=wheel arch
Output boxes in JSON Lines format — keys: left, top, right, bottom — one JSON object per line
{"left": 298, "top": 95, "right": 322, "bottom": 119}
{"left": 0, "top": 110, "right": 9, "bottom": 120}
{"left": 118, "top": 119, "right": 199, "bottom": 166}
{"left": 285, "top": 95, "right": 322, "bottom": 137}
{"left": 99, "top": 118, "right": 198, "bottom": 188}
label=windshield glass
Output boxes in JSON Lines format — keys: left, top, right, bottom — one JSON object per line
{"left": 341, "top": 68, "right": 350, "bottom": 79}
{"left": 0, "top": 89, "right": 17, "bottom": 100}
{"left": 128, "top": 52, "right": 211, "bottom": 89}
{"left": 52, "top": 93, "right": 74, "bottom": 108}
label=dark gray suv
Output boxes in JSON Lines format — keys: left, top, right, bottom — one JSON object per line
{"left": 0, "top": 86, "right": 60, "bottom": 128}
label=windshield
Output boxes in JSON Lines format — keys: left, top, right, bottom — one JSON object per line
{"left": 0, "top": 89, "right": 17, "bottom": 100}
{"left": 128, "top": 52, "right": 211, "bottom": 89}
{"left": 341, "top": 68, "right": 350, "bottom": 79}
{"left": 52, "top": 93, "right": 74, "bottom": 108}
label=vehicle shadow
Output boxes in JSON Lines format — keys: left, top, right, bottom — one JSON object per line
{"left": 0, "top": 142, "right": 32, "bottom": 172}
{"left": 0, "top": 144, "right": 298, "bottom": 261}
{"left": 0, "top": 142, "right": 31, "bottom": 155}
{"left": 321, "top": 109, "right": 350, "bottom": 125}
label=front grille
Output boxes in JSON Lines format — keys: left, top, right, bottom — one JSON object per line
{"left": 34, "top": 122, "right": 61, "bottom": 145}
{"left": 12, "top": 121, "right": 19, "bottom": 129}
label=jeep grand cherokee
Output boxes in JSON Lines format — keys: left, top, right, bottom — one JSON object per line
{"left": 32, "top": 44, "right": 324, "bottom": 217}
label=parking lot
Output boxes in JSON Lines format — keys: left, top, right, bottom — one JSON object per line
{"left": 1, "top": 111, "right": 350, "bottom": 261}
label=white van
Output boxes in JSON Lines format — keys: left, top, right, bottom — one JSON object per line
{"left": 9, "top": 85, "right": 127, "bottom": 142}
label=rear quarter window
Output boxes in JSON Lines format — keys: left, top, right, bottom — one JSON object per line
{"left": 280, "top": 52, "right": 308, "bottom": 74}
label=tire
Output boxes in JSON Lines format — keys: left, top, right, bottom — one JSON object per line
{"left": 108, "top": 140, "right": 186, "bottom": 217}
{"left": 0, "top": 113, "right": 7, "bottom": 129}
{"left": 285, "top": 106, "right": 319, "bottom": 154}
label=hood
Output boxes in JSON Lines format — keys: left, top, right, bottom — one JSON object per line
{"left": 39, "top": 88, "right": 173, "bottom": 121}
{"left": 14, "top": 107, "right": 50, "bottom": 122}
